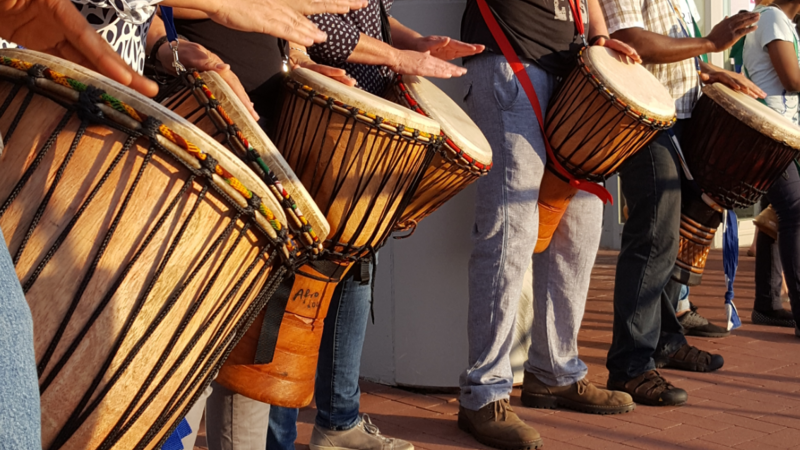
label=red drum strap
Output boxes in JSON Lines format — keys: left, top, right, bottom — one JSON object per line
{"left": 475, "top": 0, "right": 613, "bottom": 204}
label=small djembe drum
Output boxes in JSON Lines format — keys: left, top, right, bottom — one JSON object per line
{"left": 0, "top": 49, "right": 312, "bottom": 449}
{"left": 673, "top": 83, "right": 800, "bottom": 285}
{"left": 536, "top": 46, "right": 676, "bottom": 252}
{"left": 214, "top": 67, "right": 441, "bottom": 408}
{"left": 385, "top": 74, "right": 492, "bottom": 233}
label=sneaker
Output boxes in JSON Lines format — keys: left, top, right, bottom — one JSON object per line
{"left": 608, "top": 370, "right": 688, "bottom": 406}
{"left": 655, "top": 344, "right": 724, "bottom": 372}
{"left": 309, "top": 415, "right": 413, "bottom": 450}
{"left": 521, "top": 372, "right": 635, "bottom": 415}
{"left": 752, "top": 309, "right": 796, "bottom": 328}
{"left": 679, "top": 310, "right": 730, "bottom": 337}
{"left": 458, "top": 399, "right": 542, "bottom": 450}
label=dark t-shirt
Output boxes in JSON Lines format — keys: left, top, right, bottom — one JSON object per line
{"left": 461, "top": 0, "right": 588, "bottom": 77}
{"left": 173, "top": 18, "right": 283, "bottom": 93}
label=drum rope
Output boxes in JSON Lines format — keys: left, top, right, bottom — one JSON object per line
{"left": 47, "top": 176, "right": 199, "bottom": 448}
{"left": 157, "top": 71, "right": 323, "bottom": 253}
{"left": 0, "top": 56, "right": 288, "bottom": 240}
{"left": 135, "top": 259, "right": 286, "bottom": 450}
{"left": 0, "top": 87, "right": 34, "bottom": 149}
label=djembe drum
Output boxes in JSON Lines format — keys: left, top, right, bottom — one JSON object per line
{"left": 157, "top": 70, "right": 326, "bottom": 254}
{"left": 0, "top": 49, "right": 312, "bottom": 449}
{"left": 385, "top": 74, "right": 492, "bottom": 233}
{"left": 214, "top": 67, "right": 441, "bottom": 407}
{"left": 673, "top": 83, "right": 800, "bottom": 285}
{"left": 536, "top": 46, "right": 676, "bottom": 252}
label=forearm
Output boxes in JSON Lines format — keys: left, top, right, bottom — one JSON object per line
{"left": 345, "top": 33, "right": 399, "bottom": 66}
{"left": 388, "top": 17, "right": 422, "bottom": 51}
{"left": 610, "top": 27, "right": 713, "bottom": 64}
{"left": 146, "top": 13, "right": 167, "bottom": 52}
{"left": 587, "top": 0, "right": 609, "bottom": 39}
{"left": 159, "top": 0, "right": 220, "bottom": 15}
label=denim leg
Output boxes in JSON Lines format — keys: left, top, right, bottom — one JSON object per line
{"left": 525, "top": 190, "right": 602, "bottom": 386}
{"left": 0, "top": 227, "right": 41, "bottom": 450}
{"left": 267, "top": 406, "right": 298, "bottom": 450}
{"left": 607, "top": 124, "right": 683, "bottom": 383}
{"left": 656, "top": 279, "right": 687, "bottom": 357}
{"left": 768, "top": 163, "right": 800, "bottom": 324}
{"left": 314, "top": 262, "right": 373, "bottom": 431}
{"left": 458, "top": 54, "right": 557, "bottom": 410}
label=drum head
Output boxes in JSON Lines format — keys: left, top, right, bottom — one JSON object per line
{"left": 288, "top": 68, "right": 440, "bottom": 136}
{"left": 198, "top": 71, "right": 330, "bottom": 240}
{"left": 703, "top": 83, "right": 800, "bottom": 149}
{"left": 0, "top": 49, "right": 289, "bottom": 227}
{"left": 583, "top": 46, "right": 676, "bottom": 123}
{"left": 397, "top": 75, "right": 492, "bottom": 167}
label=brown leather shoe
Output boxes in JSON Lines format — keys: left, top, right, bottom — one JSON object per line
{"left": 607, "top": 370, "right": 688, "bottom": 406}
{"left": 655, "top": 344, "right": 724, "bottom": 372}
{"left": 521, "top": 372, "right": 635, "bottom": 415}
{"left": 458, "top": 399, "right": 543, "bottom": 450}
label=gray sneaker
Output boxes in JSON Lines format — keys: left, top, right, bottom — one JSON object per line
{"left": 309, "top": 414, "right": 414, "bottom": 450}
{"left": 679, "top": 310, "right": 730, "bottom": 337}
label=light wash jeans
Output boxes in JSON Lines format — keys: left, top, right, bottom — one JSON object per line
{"left": 458, "top": 54, "right": 603, "bottom": 411}
{"left": 0, "top": 227, "right": 42, "bottom": 449}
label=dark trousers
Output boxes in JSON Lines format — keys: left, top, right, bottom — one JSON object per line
{"left": 754, "top": 163, "right": 800, "bottom": 325}
{"left": 607, "top": 123, "right": 688, "bottom": 383}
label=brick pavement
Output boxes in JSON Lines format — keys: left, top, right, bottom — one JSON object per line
{"left": 196, "top": 249, "right": 800, "bottom": 449}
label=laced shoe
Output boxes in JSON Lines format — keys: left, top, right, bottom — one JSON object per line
{"left": 309, "top": 414, "right": 413, "bottom": 450}
{"left": 457, "top": 399, "right": 542, "bottom": 450}
{"left": 679, "top": 310, "right": 730, "bottom": 337}
{"left": 521, "top": 372, "right": 635, "bottom": 415}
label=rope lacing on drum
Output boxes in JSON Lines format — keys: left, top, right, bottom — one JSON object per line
{"left": 76, "top": 85, "right": 105, "bottom": 121}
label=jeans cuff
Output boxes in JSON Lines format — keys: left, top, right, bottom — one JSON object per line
{"left": 315, "top": 414, "right": 361, "bottom": 432}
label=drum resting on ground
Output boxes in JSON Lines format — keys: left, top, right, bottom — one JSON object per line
{"left": 0, "top": 49, "right": 307, "bottom": 450}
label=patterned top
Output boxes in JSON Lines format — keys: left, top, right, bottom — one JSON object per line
{"left": 0, "top": 0, "right": 159, "bottom": 74}
{"left": 308, "top": 0, "right": 395, "bottom": 95}
{"left": 599, "top": 0, "right": 701, "bottom": 118}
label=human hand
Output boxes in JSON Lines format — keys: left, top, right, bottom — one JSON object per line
{"left": 700, "top": 66, "right": 766, "bottom": 99}
{"left": 413, "top": 36, "right": 485, "bottom": 61}
{"left": 592, "top": 36, "right": 642, "bottom": 64}
{"left": 706, "top": 12, "right": 759, "bottom": 52}
{"left": 389, "top": 49, "right": 468, "bottom": 79}
{"left": 0, "top": 0, "right": 158, "bottom": 96}
{"left": 201, "top": 0, "right": 368, "bottom": 46}
{"left": 158, "top": 40, "right": 259, "bottom": 120}
{"left": 290, "top": 52, "right": 357, "bottom": 87}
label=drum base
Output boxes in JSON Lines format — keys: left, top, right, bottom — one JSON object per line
{"left": 535, "top": 168, "right": 578, "bottom": 254}
{"left": 673, "top": 193, "right": 722, "bottom": 287}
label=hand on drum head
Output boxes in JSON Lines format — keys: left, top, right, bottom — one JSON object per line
{"left": 413, "top": 36, "right": 485, "bottom": 62}
{"left": 700, "top": 63, "right": 767, "bottom": 99}
{"left": 156, "top": 39, "right": 260, "bottom": 120}
{"left": 591, "top": 37, "right": 642, "bottom": 64}
{"left": 0, "top": 0, "right": 158, "bottom": 97}
{"left": 389, "top": 50, "right": 468, "bottom": 79}
{"left": 706, "top": 12, "right": 760, "bottom": 53}
{"left": 188, "top": 0, "right": 368, "bottom": 46}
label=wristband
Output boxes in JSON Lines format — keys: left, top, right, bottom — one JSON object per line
{"left": 148, "top": 34, "right": 188, "bottom": 66}
{"left": 588, "top": 35, "right": 609, "bottom": 46}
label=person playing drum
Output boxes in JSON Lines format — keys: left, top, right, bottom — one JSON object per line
{"left": 597, "top": 0, "right": 765, "bottom": 407}
{"left": 455, "top": 0, "right": 642, "bottom": 449}
{"left": 743, "top": 0, "right": 800, "bottom": 332}
{"left": 0, "top": 0, "right": 365, "bottom": 446}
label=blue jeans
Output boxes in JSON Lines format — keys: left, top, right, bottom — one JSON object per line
{"left": 606, "top": 125, "right": 688, "bottom": 383}
{"left": 0, "top": 228, "right": 42, "bottom": 449}
{"left": 268, "top": 261, "right": 374, "bottom": 448}
{"left": 754, "top": 163, "right": 800, "bottom": 322}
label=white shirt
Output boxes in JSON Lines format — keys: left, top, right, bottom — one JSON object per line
{"left": 742, "top": 5, "right": 800, "bottom": 123}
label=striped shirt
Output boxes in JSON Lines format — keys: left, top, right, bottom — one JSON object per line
{"left": 599, "top": 0, "right": 701, "bottom": 118}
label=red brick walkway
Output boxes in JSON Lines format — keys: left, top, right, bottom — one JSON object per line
{"left": 197, "top": 249, "right": 800, "bottom": 449}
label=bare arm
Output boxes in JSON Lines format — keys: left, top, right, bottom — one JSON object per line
{"left": 587, "top": 0, "right": 609, "bottom": 39}
{"left": 345, "top": 33, "right": 468, "bottom": 78}
{"left": 699, "top": 60, "right": 766, "bottom": 98}
{"left": 387, "top": 17, "right": 423, "bottom": 50}
{"left": 610, "top": 12, "right": 759, "bottom": 64}
{"left": 767, "top": 39, "right": 800, "bottom": 91}
{"left": 158, "top": 0, "right": 369, "bottom": 46}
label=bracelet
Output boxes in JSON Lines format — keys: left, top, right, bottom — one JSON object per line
{"left": 289, "top": 47, "right": 309, "bottom": 56}
{"left": 588, "top": 35, "right": 609, "bottom": 46}
{"left": 148, "top": 34, "right": 189, "bottom": 66}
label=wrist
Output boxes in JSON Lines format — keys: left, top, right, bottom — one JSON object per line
{"left": 588, "top": 35, "right": 609, "bottom": 46}
{"left": 702, "top": 38, "right": 719, "bottom": 54}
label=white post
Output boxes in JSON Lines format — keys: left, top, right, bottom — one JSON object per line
{"left": 704, "top": 0, "right": 726, "bottom": 67}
